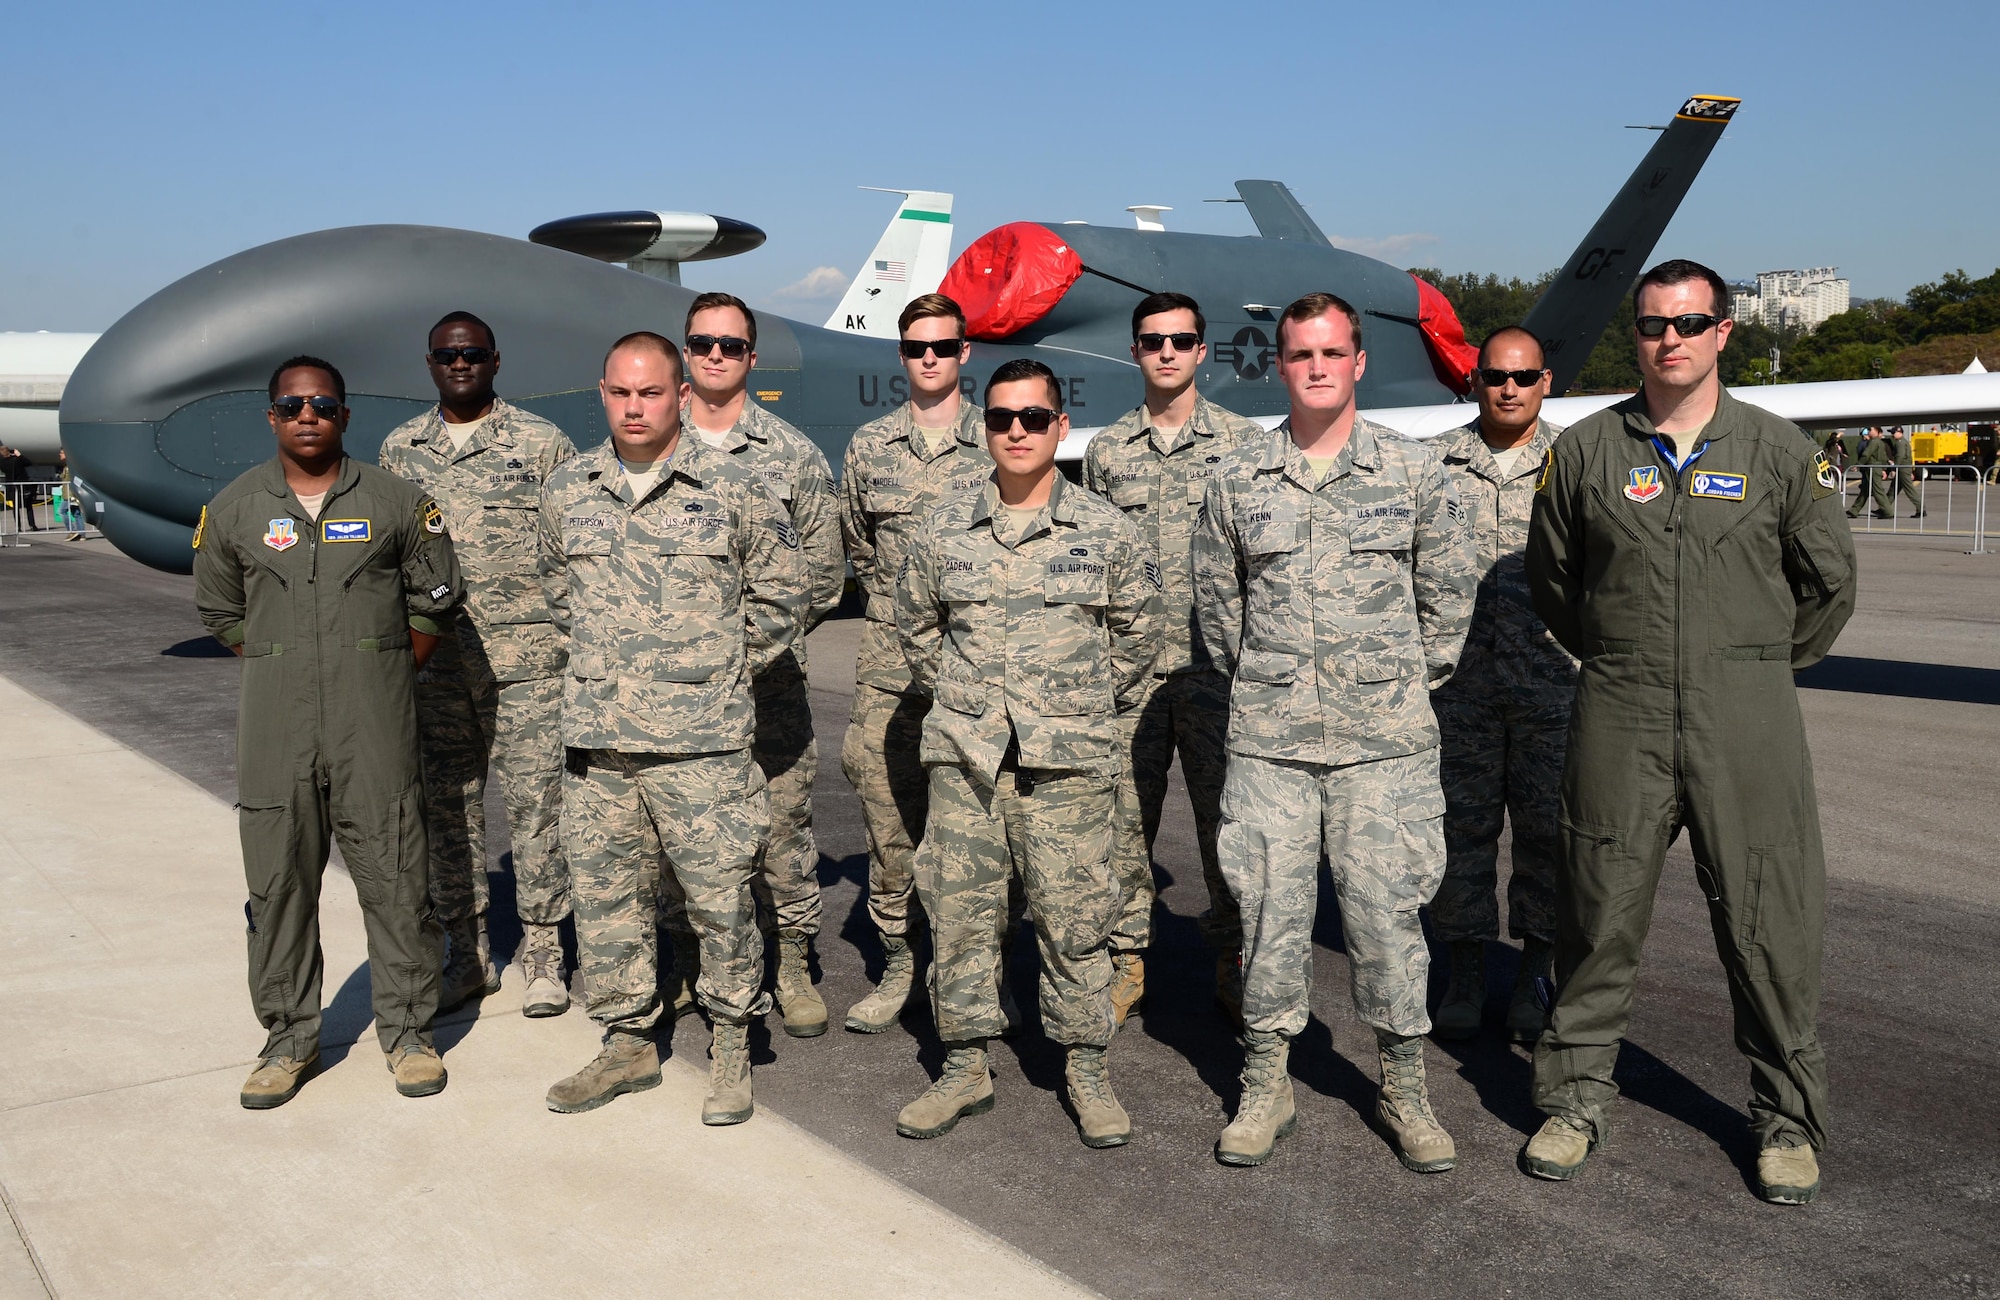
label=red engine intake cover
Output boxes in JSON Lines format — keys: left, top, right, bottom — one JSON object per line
{"left": 935, "top": 222, "right": 1085, "bottom": 340}
{"left": 1411, "top": 274, "right": 1480, "bottom": 396}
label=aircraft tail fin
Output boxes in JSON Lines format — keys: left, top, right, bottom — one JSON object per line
{"left": 824, "top": 189, "right": 954, "bottom": 337}
{"left": 1232, "top": 180, "right": 1332, "bottom": 246}
{"left": 1523, "top": 94, "right": 1740, "bottom": 394}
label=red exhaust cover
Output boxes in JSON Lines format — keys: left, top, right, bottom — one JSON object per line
{"left": 1410, "top": 274, "right": 1479, "bottom": 396}
{"left": 936, "top": 222, "right": 1085, "bottom": 340}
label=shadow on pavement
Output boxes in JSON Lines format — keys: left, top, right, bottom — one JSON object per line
{"left": 1796, "top": 655, "right": 2000, "bottom": 706}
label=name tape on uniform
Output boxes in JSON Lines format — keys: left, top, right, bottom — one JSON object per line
{"left": 323, "top": 519, "right": 372, "bottom": 542}
{"left": 1687, "top": 472, "right": 1746, "bottom": 501}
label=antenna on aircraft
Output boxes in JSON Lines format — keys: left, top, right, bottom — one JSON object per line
{"left": 1126, "top": 206, "right": 1171, "bottom": 232}
{"left": 528, "top": 211, "right": 766, "bottom": 284}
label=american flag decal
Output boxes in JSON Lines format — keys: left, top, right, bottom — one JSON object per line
{"left": 874, "top": 259, "right": 907, "bottom": 282}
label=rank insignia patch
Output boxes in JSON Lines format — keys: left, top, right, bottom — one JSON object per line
{"left": 1622, "top": 466, "right": 1664, "bottom": 503}
{"left": 263, "top": 518, "right": 299, "bottom": 552}
{"left": 1688, "top": 471, "right": 1746, "bottom": 501}
{"left": 323, "top": 519, "right": 372, "bottom": 542}
{"left": 1143, "top": 559, "right": 1163, "bottom": 591}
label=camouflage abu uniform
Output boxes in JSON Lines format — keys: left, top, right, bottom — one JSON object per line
{"left": 896, "top": 474, "right": 1160, "bottom": 1046}
{"left": 194, "top": 456, "right": 462, "bottom": 1060}
{"left": 379, "top": 400, "right": 577, "bottom": 929}
{"left": 840, "top": 400, "right": 993, "bottom": 937}
{"left": 1084, "top": 393, "right": 1266, "bottom": 955}
{"left": 538, "top": 437, "right": 806, "bottom": 1034}
{"left": 1194, "top": 419, "right": 1476, "bottom": 1037}
{"left": 1428, "top": 418, "right": 1575, "bottom": 946}
{"left": 657, "top": 400, "right": 845, "bottom": 940}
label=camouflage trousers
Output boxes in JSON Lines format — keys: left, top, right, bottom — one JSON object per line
{"left": 1430, "top": 671, "right": 1570, "bottom": 944}
{"left": 563, "top": 748, "right": 769, "bottom": 1033}
{"left": 915, "top": 763, "right": 1119, "bottom": 1048}
{"left": 1217, "top": 748, "right": 1447, "bottom": 1038}
{"left": 414, "top": 639, "right": 568, "bottom": 926}
{"left": 1109, "top": 670, "right": 1236, "bottom": 954}
{"left": 840, "top": 682, "right": 932, "bottom": 937}
{"left": 660, "top": 668, "right": 823, "bottom": 938}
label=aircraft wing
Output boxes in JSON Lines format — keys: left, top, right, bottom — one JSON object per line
{"left": 1057, "top": 372, "right": 2000, "bottom": 459}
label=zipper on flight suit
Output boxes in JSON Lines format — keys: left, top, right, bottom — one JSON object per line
{"left": 1655, "top": 434, "right": 1706, "bottom": 818}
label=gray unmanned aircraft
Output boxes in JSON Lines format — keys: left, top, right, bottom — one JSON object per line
{"left": 73, "top": 91, "right": 1978, "bottom": 575}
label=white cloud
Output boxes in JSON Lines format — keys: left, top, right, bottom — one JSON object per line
{"left": 771, "top": 265, "right": 849, "bottom": 301}
{"left": 1326, "top": 232, "right": 1439, "bottom": 260}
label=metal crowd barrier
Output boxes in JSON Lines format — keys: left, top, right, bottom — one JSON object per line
{"left": 1839, "top": 462, "right": 1991, "bottom": 554}
{"left": 0, "top": 482, "right": 99, "bottom": 547}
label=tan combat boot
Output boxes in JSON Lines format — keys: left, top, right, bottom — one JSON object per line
{"left": 239, "top": 1051, "right": 317, "bottom": 1110}
{"left": 1214, "top": 949, "right": 1244, "bottom": 1028}
{"left": 1107, "top": 951, "right": 1145, "bottom": 1029}
{"left": 1216, "top": 1028, "right": 1296, "bottom": 1166}
{"left": 896, "top": 1041, "right": 994, "bottom": 1138}
{"left": 775, "top": 928, "right": 828, "bottom": 1038}
{"left": 663, "top": 929, "right": 701, "bottom": 1021}
{"left": 1066, "top": 1045, "right": 1131, "bottom": 1148}
{"left": 844, "top": 933, "right": 914, "bottom": 1033}
{"left": 546, "top": 1033, "right": 661, "bottom": 1113}
{"left": 1376, "top": 1032, "right": 1456, "bottom": 1173}
{"left": 520, "top": 923, "right": 570, "bottom": 1019}
{"left": 1521, "top": 1114, "right": 1595, "bottom": 1180}
{"left": 439, "top": 914, "right": 501, "bottom": 1014}
{"left": 1506, "top": 937, "right": 1553, "bottom": 1043}
{"left": 387, "top": 1044, "right": 448, "bottom": 1098}
{"left": 1757, "top": 1143, "right": 1821, "bottom": 1205}
{"left": 703, "top": 1020, "right": 754, "bottom": 1125}
{"left": 1433, "top": 940, "right": 1485, "bottom": 1041}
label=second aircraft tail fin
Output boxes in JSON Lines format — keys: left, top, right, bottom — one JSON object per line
{"left": 1523, "top": 94, "right": 1740, "bottom": 395}
{"left": 824, "top": 189, "right": 955, "bottom": 338}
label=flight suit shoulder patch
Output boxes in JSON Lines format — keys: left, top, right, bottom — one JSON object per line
{"left": 1534, "top": 447, "right": 1555, "bottom": 495}
{"left": 1811, "top": 451, "right": 1840, "bottom": 500}
{"left": 421, "top": 499, "right": 446, "bottom": 534}
{"left": 191, "top": 505, "right": 206, "bottom": 550}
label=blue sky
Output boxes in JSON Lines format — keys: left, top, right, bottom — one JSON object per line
{"left": 6, "top": 0, "right": 1995, "bottom": 332}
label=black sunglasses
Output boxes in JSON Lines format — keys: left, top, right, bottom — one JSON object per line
{"left": 271, "top": 396, "right": 342, "bottom": 420}
{"left": 1635, "top": 313, "right": 1721, "bottom": 339}
{"left": 686, "top": 334, "right": 752, "bottom": 359}
{"left": 984, "top": 406, "right": 1059, "bottom": 434}
{"left": 1136, "top": 331, "right": 1202, "bottom": 354}
{"left": 428, "top": 346, "right": 495, "bottom": 366}
{"left": 899, "top": 338, "right": 965, "bottom": 360}
{"left": 1476, "top": 367, "right": 1547, "bottom": 388}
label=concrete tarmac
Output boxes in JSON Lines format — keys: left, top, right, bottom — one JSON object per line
{"left": 0, "top": 533, "right": 1995, "bottom": 1298}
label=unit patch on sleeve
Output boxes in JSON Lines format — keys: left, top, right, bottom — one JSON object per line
{"left": 191, "top": 505, "right": 207, "bottom": 551}
{"left": 1812, "top": 451, "right": 1840, "bottom": 499}
{"left": 322, "top": 519, "right": 372, "bottom": 542}
{"left": 1687, "top": 471, "right": 1746, "bottom": 501}
{"left": 422, "top": 501, "right": 446, "bottom": 534}
{"left": 1535, "top": 447, "right": 1555, "bottom": 495}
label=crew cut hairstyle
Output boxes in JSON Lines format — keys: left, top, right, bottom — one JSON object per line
{"left": 1477, "top": 325, "right": 1545, "bottom": 368}
{"left": 1276, "top": 291, "right": 1363, "bottom": 354}
{"left": 1131, "top": 291, "right": 1206, "bottom": 342}
{"left": 268, "top": 355, "right": 346, "bottom": 404}
{"left": 685, "top": 291, "right": 757, "bottom": 351}
{"left": 429, "top": 310, "right": 496, "bottom": 349}
{"left": 899, "top": 293, "right": 967, "bottom": 335}
{"left": 1632, "top": 258, "right": 1731, "bottom": 319}
{"left": 985, "top": 357, "right": 1063, "bottom": 412}
{"left": 602, "top": 331, "right": 685, "bottom": 386}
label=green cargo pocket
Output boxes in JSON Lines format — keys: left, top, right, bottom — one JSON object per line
{"left": 1737, "top": 842, "right": 1811, "bottom": 981}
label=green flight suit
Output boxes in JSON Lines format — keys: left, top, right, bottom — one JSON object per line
{"left": 1526, "top": 387, "right": 1855, "bottom": 1152}
{"left": 194, "top": 456, "right": 464, "bottom": 1062}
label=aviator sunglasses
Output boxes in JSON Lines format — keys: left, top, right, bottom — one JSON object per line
{"left": 686, "top": 334, "right": 752, "bottom": 359}
{"left": 428, "top": 346, "right": 495, "bottom": 366}
{"left": 984, "top": 406, "right": 1059, "bottom": 434}
{"left": 1136, "top": 331, "right": 1202, "bottom": 354}
{"left": 1476, "top": 367, "right": 1547, "bottom": 388}
{"left": 271, "top": 396, "right": 342, "bottom": 420}
{"left": 899, "top": 338, "right": 965, "bottom": 360}
{"left": 1635, "top": 313, "right": 1722, "bottom": 339}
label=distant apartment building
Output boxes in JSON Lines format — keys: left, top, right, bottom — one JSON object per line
{"left": 1730, "top": 267, "right": 1852, "bottom": 332}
